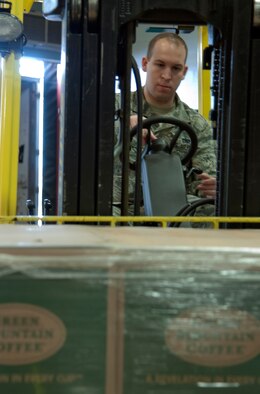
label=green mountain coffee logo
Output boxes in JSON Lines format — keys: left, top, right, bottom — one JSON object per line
{"left": 0, "top": 303, "right": 67, "bottom": 365}
{"left": 165, "top": 308, "right": 260, "bottom": 367}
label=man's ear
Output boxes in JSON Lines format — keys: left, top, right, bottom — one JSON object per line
{"left": 141, "top": 56, "right": 148, "bottom": 72}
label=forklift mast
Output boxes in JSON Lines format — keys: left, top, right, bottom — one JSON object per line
{"left": 43, "top": 0, "right": 260, "bottom": 220}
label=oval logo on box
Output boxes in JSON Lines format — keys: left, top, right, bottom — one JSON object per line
{"left": 0, "top": 303, "right": 67, "bottom": 365}
{"left": 165, "top": 308, "right": 260, "bottom": 367}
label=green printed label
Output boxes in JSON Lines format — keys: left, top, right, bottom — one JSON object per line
{"left": 0, "top": 270, "right": 108, "bottom": 394}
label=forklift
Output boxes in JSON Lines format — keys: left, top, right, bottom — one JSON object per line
{"left": 42, "top": 0, "right": 260, "bottom": 225}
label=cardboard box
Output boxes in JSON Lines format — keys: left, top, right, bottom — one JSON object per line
{"left": 116, "top": 253, "right": 260, "bottom": 394}
{"left": 0, "top": 225, "right": 259, "bottom": 394}
{"left": 0, "top": 225, "right": 122, "bottom": 394}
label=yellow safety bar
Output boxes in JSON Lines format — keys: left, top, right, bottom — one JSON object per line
{"left": 0, "top": 1, "right": 30, "bottom": 216}
{"left": 1, "top": 216, "right": 260, "bottom": 230}
{"left": 198, "top": 26, "right": 211, "bottom": 121}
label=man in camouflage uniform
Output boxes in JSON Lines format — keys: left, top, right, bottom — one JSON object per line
{"left": 113, "top": 32, "right": 216, "bottom": 220}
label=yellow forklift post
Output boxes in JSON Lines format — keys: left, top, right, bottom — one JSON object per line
{"left": 198, "top": 26, "right": 211, "bottom": 121}
{"left": 0, "top": 0, "right": 25, "bottom": 215}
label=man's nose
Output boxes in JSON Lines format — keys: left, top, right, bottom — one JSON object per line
{"left": 161, "top": 68, "right": 172, "bottom": 80}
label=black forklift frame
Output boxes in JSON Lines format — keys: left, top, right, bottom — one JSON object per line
{"left": 45, "top": 0, "right": 260, "bottom": 224}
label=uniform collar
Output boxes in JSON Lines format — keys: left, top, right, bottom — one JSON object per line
{"left": 132, "top": 88, "right": 181, "bottom": 116}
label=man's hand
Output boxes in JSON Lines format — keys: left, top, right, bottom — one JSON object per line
{"left": 196, "top": 172, "right": 216, "bottom": 198}
{"left": 130, "top": 115, "right": 157, "bottom": 145}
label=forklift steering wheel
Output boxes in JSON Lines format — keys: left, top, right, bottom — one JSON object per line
{"left": 130, "top": 115, "right": 198, "bottom": 165}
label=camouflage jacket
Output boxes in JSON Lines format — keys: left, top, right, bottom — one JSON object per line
{"left": 113, "top": 90, "right": 217, "bottom": 210}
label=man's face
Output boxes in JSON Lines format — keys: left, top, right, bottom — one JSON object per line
{"left": 142, "top": 38, "right": 188, "bottom": 107}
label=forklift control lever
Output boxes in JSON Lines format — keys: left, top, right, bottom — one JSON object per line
{"left": 186, "top": 167, "right": 203, "bottom": 179}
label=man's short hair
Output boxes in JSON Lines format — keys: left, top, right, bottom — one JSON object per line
{"left": 146, "top": 32, "right": 188, "bottom": 63}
